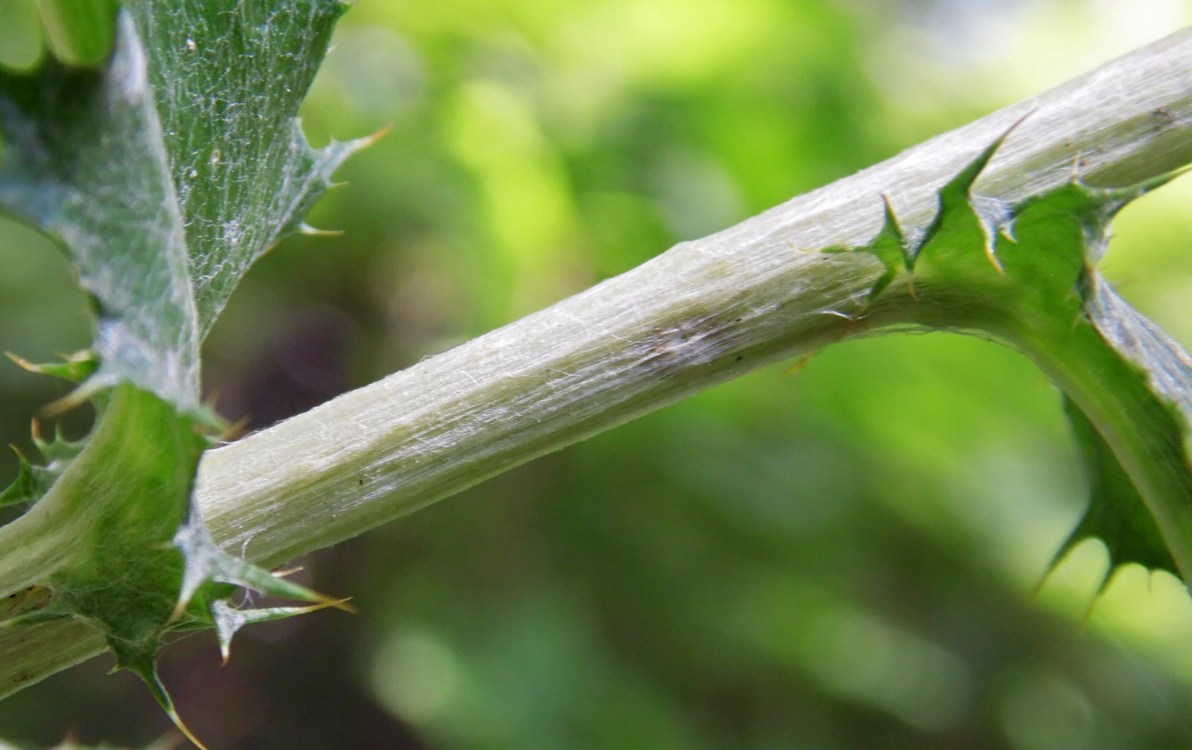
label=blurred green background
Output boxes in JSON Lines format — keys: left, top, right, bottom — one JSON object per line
{"left": 2, "top": 0, "right": 1192, "bottom": 748}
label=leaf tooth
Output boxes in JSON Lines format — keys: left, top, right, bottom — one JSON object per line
{"left": 872, "top": 194, "right": 913, "bottom": 299}
{"left": 4, "top": 350, "right": 98, "bottom": 383}
{"left": 41, "top": 372, "right": 116, "bottom": 417}
{"left": 938, "top": 114, "right": 1026, "bottom": 206}
{"left": 1077, "top": 161, "right": 1191, "bottom": 205}
{"left": 918, "top": 114, "right": 1027, "bottom": 264}
{"left": 171, "top": 514, "right": 221, "bottom": 621}
{"left": 877, "top": 194, "right": 910, "bottom": 263}
{"left": 0, "top": 446, "right": 37, "bottom": 508}
{"left": 1079, "top": 574, "right": 1114, "bottom": 629}
{"left": 1050, "top": 398, "right": 1181, "bottom": 590}
{"left": 823, "top": 194, "right": 915, "bottom": 302}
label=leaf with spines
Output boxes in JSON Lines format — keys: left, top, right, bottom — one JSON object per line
{"left": 0, "top": 19, "right": 200, "bottom": 408}
{"left": 122, "top": 0, "right": 370, "bottom": 337}
{"left": 1051, "top": 397, "right": 1177, "bottom": 592}
{"left": 0, "top": 3, "right": 368, "bottom": 405}
{"left": 6, "top": 350, "right": 98, "bottom": 384}
{"left": 0, "top": 1, "right": 363, "bottom": 742}
{"left": 826, "top": 195, "right": 910, "bottom": 301}
{"left": 0, "top": 421, "right": 86, "bottom": 508}
{"left": 838, "top": 130, "right": 1192, "bottom": 588}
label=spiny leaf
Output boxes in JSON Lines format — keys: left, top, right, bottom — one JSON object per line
{"left": 172, "top": 506, "right": 350, "bottom": 624}
{"left": 920, "top": 119, "right": 1020, "bottom": 271}
{"left": 0, "top": 452, "right": 38, "bottom": 509}
{"left": 0, "top": 15, "right": 200, "bottom": 408}
{"left": 0, "top": 1, "right": 360, "bottom": 740}
{"left": 1052, "top": 397, "right": 1178, "bottom": 587}
{"left": 826, "top": 195, "right": 909, "bottom": 301}
{"left": 124, "top": 0, "right": 366, "bottom": 337}
{"left": 826, "top": 121, "right": 1021, "bottom": 298}
{"left": 6, "top": 350, "right": 97, "bottom": 383}
{"left": 840, "top": 132, "right": 1192, "bottom": 587}
{"left": 0, "top": 3, "right": 368, "bottom": 406}
{"left": 0, "top": 421, "right": 86, "bottom": 508}
{"left": 0, "top": 385, "right": 336, "bottom": 747}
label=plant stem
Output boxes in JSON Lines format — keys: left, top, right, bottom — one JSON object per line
{"left": 2, "top": 28, "right": 1192, "bottom": 698}
{"left": 198, "top": 28, "right": 1192, "bottom": 568}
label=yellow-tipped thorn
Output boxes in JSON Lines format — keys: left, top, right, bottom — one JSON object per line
{"left": 166, "top": 705, "right": 210, "bottom": 750}
{"left": 5, "top": 351, "right": 37, "bottom": 372}
{"left": 363, "top": 123, "right": 393, "bottom": 148}
{"left": 329, "top": 596, "right": 358, "bottom": 615}
{"left": 298, "top": 595, "right": 355, "bottom": 615}
{"left": 983, "top": 244, "right": 1005, "bottom": 274}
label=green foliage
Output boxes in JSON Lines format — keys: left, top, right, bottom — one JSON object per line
{"left": 0, "top": 0, "right": 1191, "bottom": 747}
{"left": 0, "top": 0, "right": 361, "bottom": 743}
{"left": 833, "top": 131, "right": 1192, "bottom": 585}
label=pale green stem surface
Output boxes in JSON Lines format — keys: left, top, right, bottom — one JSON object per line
{"left": 1, "top": 29, "right": 1191, "bottom": 698}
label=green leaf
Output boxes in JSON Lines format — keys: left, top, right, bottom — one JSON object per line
{"left": 0, "top": 18, "right": 201, "bottom": 408}
{"left": 122, "top": 0, "right": 366, "bottom": 337}
{"left": 6, "top": 349, "right": 98, "bottom": 383}
{"left": 0, "top": 1, "right": 361, "bottom": 739}
{"left": 1053, "top": 396, "right": 1178, "bottom": 588}
{"left": 0, "top": 422, "right": 85, "bottom": 508}
{"left": 826, "top": 195, "right": 909, "bottom": 301}
{"left": 0, "top": 3, "right": 365, "bottom": 406}
{"left": 0, "top": 452, "right": 39, "bottom": 508}
{"left": 842, "top": 136, "right": 1192, "bottom": 586}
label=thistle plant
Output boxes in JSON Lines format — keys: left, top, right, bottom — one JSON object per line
{"left": 0, "top": 2, "right": 1190, "bottom": 747}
